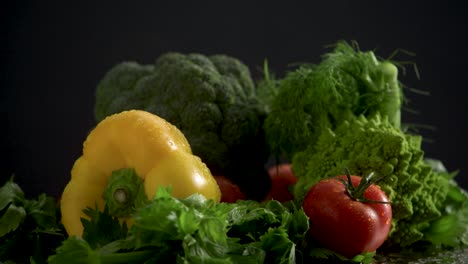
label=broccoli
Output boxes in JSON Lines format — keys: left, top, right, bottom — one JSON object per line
{"left": 292, "top": 114, "right": 456, "bottom": 247}
{"left": 94, "top": 53, "right": 271, "bottom": 200}
{"left": 263, "top": 41, "right": 403, "bottom": 161}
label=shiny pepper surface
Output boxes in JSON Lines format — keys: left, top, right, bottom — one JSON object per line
{"left": 61, "top": 110, "right": 221, "bottom": 236}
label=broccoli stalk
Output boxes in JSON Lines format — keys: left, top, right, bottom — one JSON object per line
{"left": 94, "top": 53, "right": 271, "bottom": 200}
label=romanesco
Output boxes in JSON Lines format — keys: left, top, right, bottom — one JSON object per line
{"left": 262, "top": 41, "right": 468, "bottom": 248}
{"left": 292, "top": 114, "right": 451, "bottom": 247}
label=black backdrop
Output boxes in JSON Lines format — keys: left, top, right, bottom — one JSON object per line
{"left": 2, "top": 1, "right": 468, "bottom": 198}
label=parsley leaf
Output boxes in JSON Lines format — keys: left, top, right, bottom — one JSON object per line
{"left": 81, "top": 205, "right": 128, "bottom": 249}
{"left": 48, "top": 236, "right": 100, "bottom": 264}
{"left": 0, "top": 204, "right": 26, "bottom": 236}
{"left": 0, "top": 178, "right": 65, "bottom": 263}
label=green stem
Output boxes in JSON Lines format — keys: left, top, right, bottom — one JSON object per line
{"left": 338, "top": 168, "right": 390, "bottom": 204}
{"left": 349, "top": 52, "right": 402, "bottom": 129}
{"left": 102, "top": 168, "right": 148, "bottom": 218}
{"left": 374, "top": 60, "right": 401, "bottom": 128}
{"left": 100, "top": 249, "right": 156, "bottom": 264}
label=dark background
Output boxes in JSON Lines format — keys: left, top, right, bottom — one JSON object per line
{"left": 2, "top": 1, "right": 467, "bottom": 198}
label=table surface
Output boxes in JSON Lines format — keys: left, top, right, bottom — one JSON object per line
{"left": 373, "top": 247, "right": 468, "bottom": 264}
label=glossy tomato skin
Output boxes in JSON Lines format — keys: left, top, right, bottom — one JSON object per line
{"left": 303, "top": 175, "right": 392, "bottom": 259}
{"left": 265, "top": 163, "right": 298, "bottom": 202}
{"left": 214, "top": 175, "right": 247, "bottom": 203}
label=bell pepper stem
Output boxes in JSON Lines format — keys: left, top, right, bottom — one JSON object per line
{"left": 113, "top": 188, "right": 128, "bottom": 204}
{"left": 102, "top": 168, "right": 148, "bottom": 218}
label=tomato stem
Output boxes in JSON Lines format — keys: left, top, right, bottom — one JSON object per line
{"left": 338, "top": 168, "right": 390, "bottom": 204}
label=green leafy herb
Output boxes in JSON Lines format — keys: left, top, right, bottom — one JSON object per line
{"left": 0, "top": 204, "right": 26, "bottom": 237}
{"left": 263, "top": 41, "right": 403, "bottom": 161}
{"left": 81, "top": 205, "right": 128, "bottom": 249}
{"left": 49, "top": 188, "right": 317, "bottom": 264}
{"left": 420, "top": 158, "right": 468, "bottom": 248}
{"left": 0, "top": 178, "right": 65, "bottom": 264}
{"left": 48, "top": 237, "right": 100, "bottom": 264}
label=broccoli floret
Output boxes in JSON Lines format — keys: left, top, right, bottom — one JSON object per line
{"left": 292, "top": 115, "right": 451, "bottom": 247}
{"left": 94, "top": 53, "right": 270, "bottom": 200}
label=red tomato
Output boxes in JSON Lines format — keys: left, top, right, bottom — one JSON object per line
{"left": 214, "top": 175, "right": 247, "bottom": 203}
{"left": 265, "top": 163, "right": 297, "bottom": 202}
{"left": 302, "top": 175, "right": 392, "bottom": 259}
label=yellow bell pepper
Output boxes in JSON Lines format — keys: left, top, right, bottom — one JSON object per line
{"left": 60, "top": 110, "right": 221, "bottom": 236}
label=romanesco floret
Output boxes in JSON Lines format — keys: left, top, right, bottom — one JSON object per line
{"left": 94, "top": 53, "right": 271, "bottom": 200}
{"left": 292, "top": 114, "right": 450, "bottom": 247}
